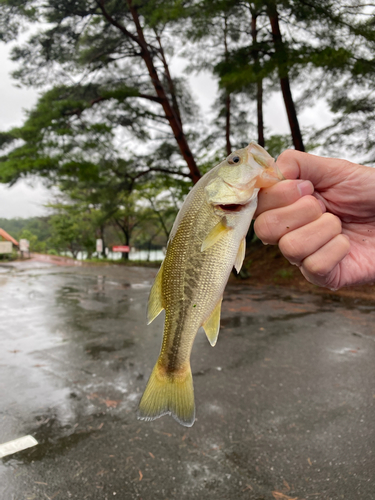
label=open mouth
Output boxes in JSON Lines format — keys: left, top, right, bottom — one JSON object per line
{"left": 217, "top": 204, "right": 243, "bottom": 212}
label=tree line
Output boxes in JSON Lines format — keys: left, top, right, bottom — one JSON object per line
{"left": 0, "top": 205, "right": 173, "bottom": 259}
{"left": 0, "top": 0, "right": 375, "bottom": 256}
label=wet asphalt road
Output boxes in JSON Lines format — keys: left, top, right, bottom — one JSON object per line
{"left": 0, "top": 261, "right": 374, "bottom": 500}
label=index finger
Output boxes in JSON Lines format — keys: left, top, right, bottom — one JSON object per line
{"left": 255, "top": 179, "right": 314, "bottom": 217}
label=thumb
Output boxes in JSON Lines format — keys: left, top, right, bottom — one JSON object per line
{"left": 276, "top": 150, "right": 359, "bottom": 190}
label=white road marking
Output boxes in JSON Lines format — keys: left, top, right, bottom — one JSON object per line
{"left": 0, "top": 435, "right": 38, "bottom": 458}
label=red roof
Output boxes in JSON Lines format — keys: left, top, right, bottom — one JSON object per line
{"left": 0, "top": 228, "right": 19, "bottom": 246}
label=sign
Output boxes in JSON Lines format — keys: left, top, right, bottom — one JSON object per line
{"left": 0, "top": 241, "right": 12, "bottom": 254}
{"left": 19, "top": 239, "right": 29, "bottom": 252}
{"left": 96, "top": 239, "right": 103, "bottom": 253}
{"left": 112, "top": 245, "right": 130, "bottom": 253}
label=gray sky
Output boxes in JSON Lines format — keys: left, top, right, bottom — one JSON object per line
{"left": 0, "top": 42, "right": 49, "bottom": 219}
{"left": 0, "top": 39, "right": 333, "bottom": 219}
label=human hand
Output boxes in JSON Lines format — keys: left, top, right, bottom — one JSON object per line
{"left": 254, "top": 150, "right": 375, "bottom": 289}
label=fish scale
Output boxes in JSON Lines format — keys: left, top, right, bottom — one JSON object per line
{"left": 138, "top": 142, "right": 282, "bottom": 427}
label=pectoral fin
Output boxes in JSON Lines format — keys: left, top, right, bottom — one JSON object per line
{"left": 201, "top": 219, "right": 231, "bottom": 252}
{"left": 147, "top": 262, "right": 165, "bottom": 324}
{"left": 202, "top": 297, "right": 223, "bottom": 347}
{"left": 234, "top": 237, "right": 246, "bottom": 273}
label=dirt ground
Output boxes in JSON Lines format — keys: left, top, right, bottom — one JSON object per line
{"left": 233, "top": 241, "right": 375, "bottom": 303}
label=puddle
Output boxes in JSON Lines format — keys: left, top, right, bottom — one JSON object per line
{"left": 130, "top": 282, "right": 152, "bottom": 289}
{"left": 221, "top": 316, "right": 256, "bottom": 328}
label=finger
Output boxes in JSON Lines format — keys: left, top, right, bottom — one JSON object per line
{"left": 276, "top": 149, "right": 361, "bottom": 189}
{"left": 255, "top": 179, "right": 314, "bottom": 217}
{"left": 300, "top": 234, "right": 351, "bottom": 287}
{"left": 254, "top": 195, "right": 325, "bottom": 245}
{"left": 278, "top": 213, "right": 342, "bottom": 266}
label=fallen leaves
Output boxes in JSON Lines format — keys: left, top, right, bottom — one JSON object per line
{"left": 283, "top": 480, "right": 291, "bottom": 491}
{"left": 86, "top": 392, "right": 122, "bottom": 408}
{"left": 44, "top": 491, "right": 60, "bottom": 500}
{"left": 272, "top": 492, "right": 298, "bottom": 500}
{"left": 242, "top": 484, "right": 253, "bottom": 492}
{"left": 104, "top": 399, "right": 119, "bottom": 408}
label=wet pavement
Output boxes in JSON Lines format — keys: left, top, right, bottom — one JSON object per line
{"left": 0, "top": 260, "right": 374, "bottom": 500}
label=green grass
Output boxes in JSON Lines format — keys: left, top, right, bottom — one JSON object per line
{"left": 275, "top": 268, "right": 295, "bottom": 280}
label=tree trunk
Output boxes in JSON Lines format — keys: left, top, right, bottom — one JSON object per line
{"left": 267, "top": 3, "right": 305, "bottom": 151}
{"left": 155, "top": 32, "right": 183, "bottom": 130}
{"left": 100, "top": 224, "right": 106, "bottom": 258}
{"left": 115, "top": 218, "right": 131, "bottom": 260}
{"left": 126, "top": 0, "right": 201, "bottom": 183}
{"left": 225, "top": 92, "right": 232, "bottom": 155}
{"left": 251, "top": 12, "right": 265, "bottom": 148}
{"left": 256, "top": 80, "right": 265, "bottom": 147}
{"left": 224, "top": 16, "right": 232, "bottom": 155}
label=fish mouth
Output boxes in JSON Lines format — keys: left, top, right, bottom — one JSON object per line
{"left": 217, "top": 203, "right": 245, "bottom": 212}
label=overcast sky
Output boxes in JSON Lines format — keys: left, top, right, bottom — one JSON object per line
{"left": 0, "top": 39, "right": 333, "bottom": 219}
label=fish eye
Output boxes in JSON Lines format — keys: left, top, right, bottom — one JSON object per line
{"left": 228, "top": 155, "right": 241, "bottom": 165}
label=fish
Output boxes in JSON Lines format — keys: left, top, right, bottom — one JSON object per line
{"left": 138, "top": 141, "right": 283, "bottom": 427}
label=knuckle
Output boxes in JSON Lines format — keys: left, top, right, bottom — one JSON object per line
{"left": 279, "top": 233, "right": 303, "bottom": 262}
{"left": 337, "top": 233, "right": 351, "bottom": 252}
{"left": 277, "top": 149, "right": 296, "bottom": 164}
{"left": 279, "top": 180, "right": 299, "bottom": 205}
{"left": 322, "top": 212, "right": 342, "bottom": 233}
{"left": 299, "top": 195, "right": 321, "bottom": 215}
{"left": 254, "top": 212, "right": 279, "bottom": 244}
{"left": 303, "top": 255, "right": 330, "bottom": 277}
{"left": 302, "top": 234, "right": 350, "bottom": 278}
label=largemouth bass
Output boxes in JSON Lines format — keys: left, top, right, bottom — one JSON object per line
{"left": 138, "top": 142, "right": 282, "bottom": 427}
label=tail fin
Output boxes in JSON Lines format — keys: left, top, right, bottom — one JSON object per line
{"left": 137, "top": 360, "right": 195, "bottom": 427}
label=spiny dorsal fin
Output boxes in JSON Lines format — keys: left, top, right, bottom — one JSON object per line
{"left": 201, "top": 219, "right": 231, "bottom": 252}
{"left": 202, "top": 297, "right": 223, "bottom": 347}
{"left": 147, "top": 262, "right": 165, "bottom": 325}
{"left": 234, "top": 237, "right": 246, "bottom": 273}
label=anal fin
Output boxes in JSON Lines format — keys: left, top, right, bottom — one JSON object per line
{"left": 201, "top": 219, "right": 231, "bottom": 252}
{"left": 202, "top": 297, "right": 223, "bottom": 347}
{"left": 234, "top": 237, "right": 246, "bottom": 273}
{"left": 147, "top": 261, "right": 165, "bottom": 324}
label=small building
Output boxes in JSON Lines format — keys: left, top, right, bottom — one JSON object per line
{"left": 0, "top": 228, "right": 19, "bottom": 255}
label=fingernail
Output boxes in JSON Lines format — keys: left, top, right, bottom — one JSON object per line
{"left": 297, "top": 180, "right": 314, "bottom": 197}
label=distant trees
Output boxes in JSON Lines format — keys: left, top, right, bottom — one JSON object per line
{"left": 0, "top": 217, "right": 51, "bottom": 253}
{"left": 1, "top": 1, "right": 375, "bottom": 258}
